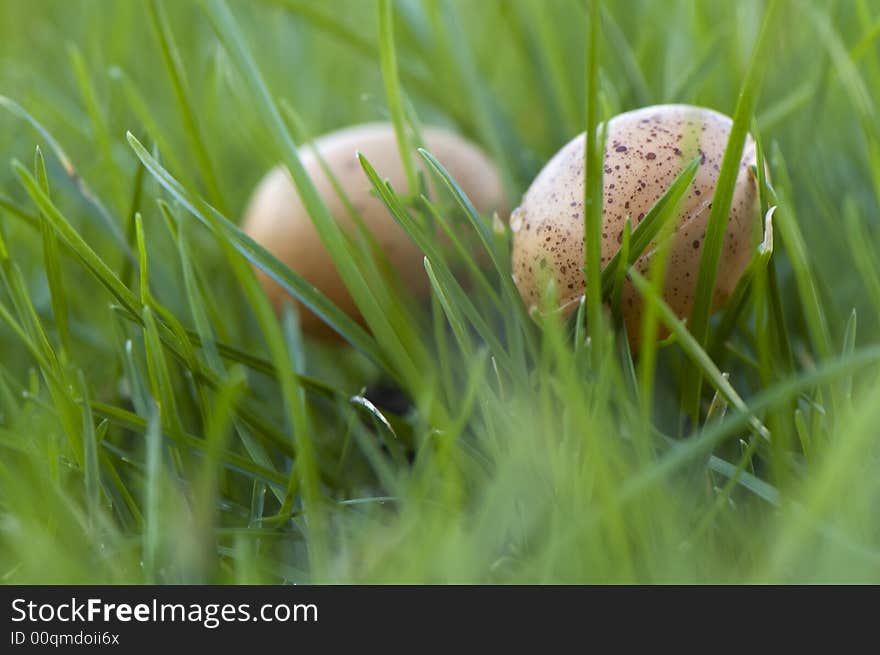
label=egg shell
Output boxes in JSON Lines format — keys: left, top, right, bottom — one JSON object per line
{"left": 242, "top": 122, "right": 504, "bottom": 336}
{"left": 510, "top": 104, "right": 759, "bottom": 348}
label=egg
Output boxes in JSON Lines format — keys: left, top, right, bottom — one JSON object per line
{"left": 242, "top": 122, "right": 504, "bottom": 336}
{"left": 510, "top": 104, "right": 759, "bottom": 347}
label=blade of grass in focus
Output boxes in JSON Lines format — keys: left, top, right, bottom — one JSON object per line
{"left": 684, "top": 0, "right": 780, "bottom": 422}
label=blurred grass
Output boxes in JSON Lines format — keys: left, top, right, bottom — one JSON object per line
{"left": 0, "top": 0, "right": 879, "bottom": 583}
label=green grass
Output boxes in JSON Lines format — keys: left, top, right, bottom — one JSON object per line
{"left": 1, "top": 0, "right": 879, "bottom": 583}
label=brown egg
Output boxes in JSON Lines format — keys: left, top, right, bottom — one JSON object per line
{"left": 242, "top": 122, "right": 504, "bottom": 336}
{"left": 510, "top": 104, "right": 759, "bottom": 347}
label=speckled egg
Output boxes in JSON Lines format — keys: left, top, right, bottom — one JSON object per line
{"left": 242, "top": 122, "right": 504, "bottom": 337}
{"left": 510, "top": 104, "right": 759, "bottom": 347}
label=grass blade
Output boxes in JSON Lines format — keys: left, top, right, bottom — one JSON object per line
{"left": 684, "top": 0, "right": 780, "bottom": 420}
{"left": 67, "top": 44, "right": 127, "bottom": 215}
{"left": 34, "top": 146, "right": 71, "bottom": 354}
{"left": 146, "top": 0, "right": 227, "bottom": 213}
{"left": 583, "top": 0, "right": 604, "bottom": 351}
{"left": 629, "top": 269, "right": 769, "bottom": 440}
{"left": 377, "top": 0, "right": 418, "bottom": 196}
{"left": 769, "top": 144, "right": 833, "bottom": 359}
